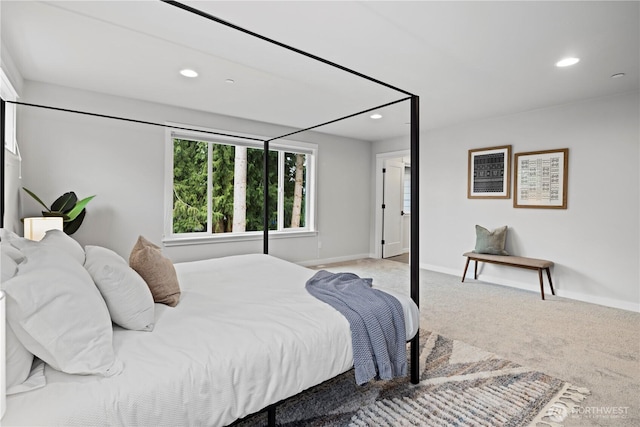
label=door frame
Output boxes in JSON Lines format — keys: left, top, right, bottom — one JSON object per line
{"left": 374, "top": 149, "right": 410, "bottom": 259}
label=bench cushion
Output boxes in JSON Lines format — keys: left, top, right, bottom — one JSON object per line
{"left": 463, "top": 252, "right": 553, "bottom": 268}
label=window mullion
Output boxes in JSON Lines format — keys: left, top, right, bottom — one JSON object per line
{"left": 277, "top": 150, "right": 284, "bottom": 231}
{"left": 304, "top": 155, "right": 309, "bottom": 229}
{"left": 207, "top": 142, "right": 213, "bottom": 234}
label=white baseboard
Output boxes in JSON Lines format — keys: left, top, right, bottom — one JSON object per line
{"left": 420, "top": 263, "right": 462, "bottom": 278}
{"left": 421, "top": 263, "right": 640, "bottom": 313}
{"left": 298, "top": 253, "right": 371, "bottom": 267}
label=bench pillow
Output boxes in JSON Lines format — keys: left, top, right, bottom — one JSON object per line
{"left": 473, "top": 225, "right": 509, "bottom": 256}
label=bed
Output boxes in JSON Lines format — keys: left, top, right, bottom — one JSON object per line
{"left": 1, "top": 1, "right": 421, "bottom": 425}
{"left": 1, "top": 230, "right": 418, "bottom": 426}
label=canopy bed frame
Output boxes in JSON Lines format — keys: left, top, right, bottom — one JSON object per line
{"left": 1, "top": 0, "right": 420, "bottom": 424}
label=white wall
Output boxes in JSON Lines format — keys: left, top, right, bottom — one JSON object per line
{"left": 1, "top": 46, "right": 24, "bottom": 234}
{"left": 2, "top": 150, "right": 21, "bottom": 234}
{"left": 374, "top": 91, "right": 640, "bottom": 311}
{"left": 16, "top": 81, "right": 372, "bottom": 265}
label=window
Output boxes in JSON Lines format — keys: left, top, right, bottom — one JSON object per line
{"left": 165, "top": 126, "right": 316, "bottom": 243}
{"left": 1, "top": 68, "right": 18, "bottom": 154}
{"left": 403, "top": 165, "right": 411, "bottom": 214}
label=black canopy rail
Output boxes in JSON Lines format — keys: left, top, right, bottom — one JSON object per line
{"left": 1, "top": 99, "right": 5, "bottom": 230}
{"left": 265, "top": 96, "right": 412, "bottom": 143}
{"left": 4, "top": 100, "right": 267, "bottom": 143}
{"left": 1, "top": 0, "right": 421, "bottom": 388}
{"left": 160, "top": 0, "right": 414, "bottom": 98}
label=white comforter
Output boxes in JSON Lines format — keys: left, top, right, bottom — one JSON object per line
{"left": 4, "top": 254, "right": 418, "bottom": 426}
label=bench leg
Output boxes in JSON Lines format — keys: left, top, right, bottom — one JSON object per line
{"left": 461, "top": 257, "right": 471, "bottom": 282}
{"left": 474, "top": 260, "right": 478, "bottom": 280}
{"left": 545, "top": 268, "right": 555, "bottom": 296}
{"left": 537, "top": 269, "right": 545, "bottom": 300}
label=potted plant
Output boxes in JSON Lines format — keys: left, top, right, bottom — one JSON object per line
{"left": 23, "top": 187, "right": 95, "bottom": 235}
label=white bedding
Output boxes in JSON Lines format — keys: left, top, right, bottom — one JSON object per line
{"left": 4, "top": 254, "right": 418, "bottom": 427}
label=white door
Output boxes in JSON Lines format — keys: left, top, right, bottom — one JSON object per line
{"left": 382, "top": 159, "right": 404, "bottom": 258}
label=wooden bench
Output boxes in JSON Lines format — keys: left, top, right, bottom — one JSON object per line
{"left": 462, "top": 252, "right": 555, "bottom": 300}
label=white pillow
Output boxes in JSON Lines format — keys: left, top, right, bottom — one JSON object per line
{"left": 4, "top": 232, "right": 35, "bottom": 251}
{"left": 41, "top": 229, "right": 85, "bottom": 263}
{"left": 84, "top": 245, "right": 155, "bottom": 331}
{"left": 12, "top": 229, "right": 86, "bottom": 265}
{"left": 1, "top": 251, "right": 18, "bottom": 282}
{"left": 0, "top": 228, "right": 22, "bottom": 243}
{"left": 1, "top": 242, "right": 25, "bottom": 264}
{"left": 3, "top": 245, "right": 123, "bottom": 377}
{"left": 1, "top": 229, "right": 27, "bottom": 263}
{"left": 5, "top": 322, "right": 41, "bottom": 395}
{"left": 2, "top": 259, "right": 38, "bottom": 394}
{"left": 8, "top": 360, "right": 46, "bottom": 395}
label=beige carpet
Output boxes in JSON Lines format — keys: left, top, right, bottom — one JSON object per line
{"left": 314, "top": 258, "right": 639, "bottom": 427}
{"left": 385, "top": 253, "right": 409, "bottom": 264}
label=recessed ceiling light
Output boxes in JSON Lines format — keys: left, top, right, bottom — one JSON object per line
{"left": 556, "top": 57, "right": 580, "bottom": 68}
{"left": 180, "top": 69, "right": 198, "bottom": 78}
{"left": 611, "top": 73, "right": 626, "bottom": 79}
{"left": 370, "top": 113, "right": 383, "bottom": 120}
{"left": 225, "top": 79, "right": 235, "bottom": 84}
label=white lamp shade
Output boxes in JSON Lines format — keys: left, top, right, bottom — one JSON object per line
{"left": 23, "top": 217, "right": 64, "bottom": 241}
{"left": 1, "top": 291, "right": 5, "bottom": 420}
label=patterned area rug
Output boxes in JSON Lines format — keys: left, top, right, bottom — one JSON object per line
{"left": 236, "top": 330, "right": 590, "bottom": 427}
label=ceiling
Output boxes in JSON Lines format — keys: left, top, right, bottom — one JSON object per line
{"left": 1, "top": 1, "right": 638, "bottom": 142}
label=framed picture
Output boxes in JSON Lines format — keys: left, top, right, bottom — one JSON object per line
{"left": 467, "top": 145, "right": 511, "bottom": 199}
{"left": 514, "top": 148, "right": 568, "bottom": 209}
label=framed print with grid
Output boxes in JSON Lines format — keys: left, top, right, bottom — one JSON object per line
{"left": 514, "top": 148, "right": 568, "bottom": 209}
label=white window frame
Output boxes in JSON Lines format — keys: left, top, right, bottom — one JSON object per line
{"left": 403, "top": 165, "right": 411, "bottom": 215}
{"left": 163, "top": 123, "right": 317, "bottom": 246}
{"left": 1, "top": 68, "right": 18, "bottom": 154}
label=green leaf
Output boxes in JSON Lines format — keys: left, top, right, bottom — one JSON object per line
{"left": 51, "top": 192, "right": 78, "bottom": 213}
{"left": 63, "top": 209, "right": 86, "bottom": 235}
{"left": 22, "top": 187, "right": 51, "bottom": 212}
{"left": 64, "top": 195, "right": 95, "bottom": 222}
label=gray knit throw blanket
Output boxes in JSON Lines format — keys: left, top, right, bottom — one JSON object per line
{"left": 305, "top": 270, "right": 407, "bottom": 385}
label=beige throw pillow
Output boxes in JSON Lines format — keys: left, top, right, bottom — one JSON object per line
{"left": 129, "top": 236, "right": 181, "bottom": 307}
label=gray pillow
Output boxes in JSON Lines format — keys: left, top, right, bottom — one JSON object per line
{"left": 473, "top": 225, "right": 509, "bottom": 255}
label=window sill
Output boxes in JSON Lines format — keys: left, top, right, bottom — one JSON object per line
{"left": 163, "top": 230, "right": 318, "bottom": 247}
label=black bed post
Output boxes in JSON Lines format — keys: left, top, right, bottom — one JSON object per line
{"left": 409, "top": 95, "right": 420, "bottom": 384}
{"left": 263, "top": 139, "right": 269, "bottom": 254}
{"left": 1, "top": 98, "right": 5, "bottom": 228}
